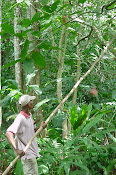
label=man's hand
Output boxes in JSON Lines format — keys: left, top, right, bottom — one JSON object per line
{"left": 40, "top": 121, "right": 47, "bottom": 129}
{"left": 15, "top": 149, "right": 25, "bottom": 157}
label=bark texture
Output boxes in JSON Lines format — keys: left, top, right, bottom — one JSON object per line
{"left": 14, "top": 6, "right": 23, "bottom": 90}
{"left": 27, "top": 1, "right": 47, "bottom": 137}
{"left": 57, "top": 25, "right": 66, "bottom": 103}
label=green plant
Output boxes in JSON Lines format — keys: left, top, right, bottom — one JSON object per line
{"left": 36, "top": 103, "right": 116, "bottom": 175}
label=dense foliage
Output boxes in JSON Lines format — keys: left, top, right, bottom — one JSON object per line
{"left": 0, "top": 0, "right": 116, "bottom": 174}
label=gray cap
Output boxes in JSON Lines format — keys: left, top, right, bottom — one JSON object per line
{"left": 19, "top": 95, "right": 36, "bottom": 107}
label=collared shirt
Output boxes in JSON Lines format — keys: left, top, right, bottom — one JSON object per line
{"left": 7, "top": 111, "right": 40, "bottom": 160}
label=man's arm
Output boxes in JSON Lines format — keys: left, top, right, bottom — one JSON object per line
{"left": 6, "top": 132, "right": 25, "bottom": 157}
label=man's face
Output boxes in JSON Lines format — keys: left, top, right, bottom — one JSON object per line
{"left": 28, "top": 100, "right": 33, "bottom": 109}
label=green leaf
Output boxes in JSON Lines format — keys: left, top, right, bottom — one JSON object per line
{"left": 26, "top": 72, "right": 36, "bottom": 86}
{"left": 38, "top": 165, "right": 49, "bottom": 174}
{"left": 63, "top": 162, "right": 70, "bottom": 175}
{"left": 103, "top": 35, "right": 108, "bottom": 41}
{"left": 32, "top": 12, "right": 39, "bottom": 23}
{"left": 64, "top": 139, "right": 75, "bottom": 150}
{"left": 104, "top": 159, "right": 116, "bottom": 175}
{"left": 6, "top": 114, "right": 18, "bottom": 121}
{"left": 32, "top": 51, "right": 46, "bottom": 68}
{"left": 22, "top": 18, "right": 32, "bottom": 27}
{"left": 97, "top": 162, "right": 106, "bottom": 172}
{"left": 21, "top": 40, "right": 30, "bottom": 60}
{"left": 83, "top": 113, "right": 103, "bottom": 134}
{"left": 2, "top": 24, "right": 14, "bottom": 34}
{"left": 14, "top": 160, "right": 23, "bottom": 175}
{"left": 39, "top": 0, "right": 49, "bottom": 6}
{"left": 38, "top": 12, "right": 51, "bottom": 20}
{"left": 33, "top": 99, "right": 50, "bottom": 111}
{"left": 38, "top": 41, "right": 51, "bottom": 50}
{"left": 51, "top": 0, "right": 60, "bottom": 12}
{"left": 73, "top": 114, "right": 85, "bottom": 130}
{"left": 78, "top": 0, "right": 86, "bottom": 3}
{"left": 40, "top": 22, "right": 52, "bottom": 32}
{"left": 107, "top": 133, "right": 116, "bottom": 143}
{"left": 107, "top": 4, "right": 115, "bottom": 10}
{"left": 42, "top": 5, "right": 52, "bottom": 13}
{"left": 87, "top": 103, "right": 92, "bottom": 118}
{"left": 79, "top": 84, "right": 90, "bottom": 91}
{"left": 23, "top": 58, "right": 35, "bottom": 74}
{"left": 73, "top": 105, "right": 88, "bottom": 130}
{"left": 0, "top": 90, "right": 21, "bottom": 106}
{"left": 70, "top": 106, "right": 77, "bottom": 126}
{"left": 15, "top": 29, "right": 32, "bottom": 38}
{"left": 29, "top": 85, "right": 42, "bottom": 95}
{"left": 81, "top": 104, "right": 87, "bottom": 115}
{"left": 57, "top": 4, "right": 69, "bottom": 13}
{"left": 72, "top": 162, "right": 89, "bottom": 173}
{"left": 0, "top": 95, "right": 10, "bottom": 106}
{"left": 2, "top": 59, "right": 21, "bottom": 69}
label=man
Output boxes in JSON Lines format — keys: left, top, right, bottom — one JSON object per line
{"left": 6, "top": 94, "right": 47, "bottom": 175}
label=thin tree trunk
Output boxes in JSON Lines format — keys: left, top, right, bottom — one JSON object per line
{"left": 27, "top": 1, "right": 47, "bottom": 137}
{"left": 57, "top": 25, "right": 66, "bottom": 103}
{"left": 62, "top": 116, "right": 68, "bottom": 139}
{"left": 72, "top": 24, "right": 82, "bottom": 104}
{"left": 72, "top": 48, "right": 80, "bottom": 104}
{"left": 3, "top": 37, "right": 115, "bottom": 175}
{"left": 0, "top": 0, "right": 2, "bottom": 129}
{"left": 14, "top": 6, "right": 23, "bottom": 90}
{"left": 50, "top": 25, "right": 57, "bottom": 58}
{"left": 51, "top": 24, "right": 69, "bottom": 139}
{"left": 29, "top": 1, "right": 43, "bottom": 121}
{"left": 61, "top": 28, "right": 69, "bottom": 138}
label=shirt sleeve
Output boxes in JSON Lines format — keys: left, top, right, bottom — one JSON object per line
{"left": 7, "top": 114, "right": 23, "bottom": 134}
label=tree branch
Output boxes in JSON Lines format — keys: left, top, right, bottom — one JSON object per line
{"left": 101, "top": 0, "right": 116, "bottom": 13}
{"left": 76, "top": 27, "right": 93, "bottom": 46}
{"left": 93, "top": 26, "right": 116, "bottom": 57}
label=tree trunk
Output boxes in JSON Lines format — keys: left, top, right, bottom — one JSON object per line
{"left": 56, "top": 26, "right": 70, "bottom": 139}
{"left": 27, "top": 1, "right": 47, "bottom": 137}
{"left": 0, "top": 0, "right": 2, "bottom": 129}
{"left": 72, "top": 24, "right": 82, "bottom": 104}
{"left": 62, "top": 116, "right": 68, "bottom": 139}
{"left": 72, "top": 47, "right": 81, "bottom": 104}
{"left": 14, "top": 6, "right": 23, "bottom": 90}
{"left": 51, "top": 24, "right": 69, "bottom": 139}
{"left": 57, "top": 25, "right": 66, "bottom": 103}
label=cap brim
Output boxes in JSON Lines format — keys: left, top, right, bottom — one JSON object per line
{"left": 30, "top": 96, "right": 36, "bottom": 100}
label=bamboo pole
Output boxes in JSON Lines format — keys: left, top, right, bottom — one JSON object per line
{"left": 2, "top": 37, "right": 115, "bottom": 175}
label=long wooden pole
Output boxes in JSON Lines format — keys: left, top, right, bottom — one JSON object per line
{"left": 2, "top": 37, "right": 115, "bottom": 175}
